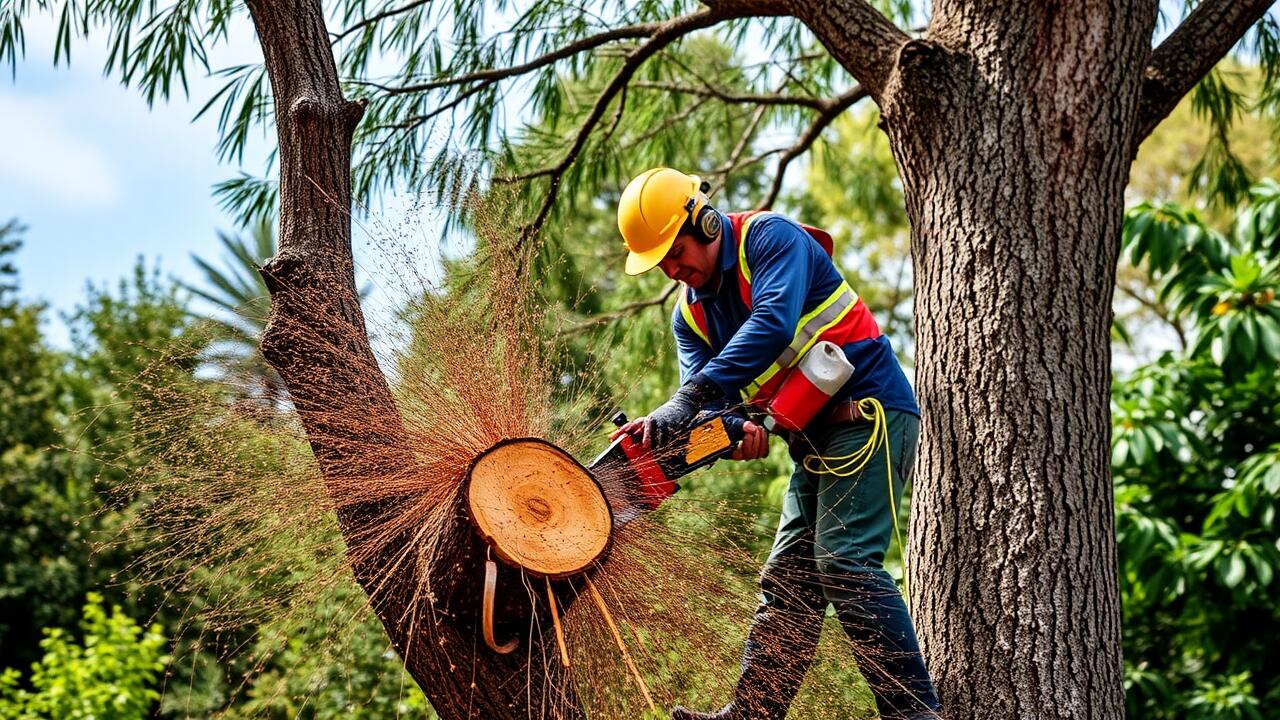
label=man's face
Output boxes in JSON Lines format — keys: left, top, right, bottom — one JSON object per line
{"left": 657, "top": 233, "right": 718, "bottom": 289}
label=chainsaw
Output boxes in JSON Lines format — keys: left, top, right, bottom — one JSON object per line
{"left": 586, "top": 408, "right": 750, "bottom": 515}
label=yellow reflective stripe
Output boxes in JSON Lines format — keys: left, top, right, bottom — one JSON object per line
{"left": 778, "top": 282, "right": 858, "bottom": 367}
{"left": 745, "top": 361, "right": 784, "bottom": 399}
{"left": 743, "top": 282, "right": 858, "bottom": 400}
{"left": 678, "top": 289, "right": 711, "bottom": 346}
{"left": 737, "top": 211, "right": 774, "bottom": 286}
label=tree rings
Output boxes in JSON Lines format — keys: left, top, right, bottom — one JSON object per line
{"left": 465, "top": 438, "right": 613, "bottom": 578}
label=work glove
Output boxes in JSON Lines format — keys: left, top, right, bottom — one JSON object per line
{"left": 642, "top": 374, "right": 725, "bottom": 450}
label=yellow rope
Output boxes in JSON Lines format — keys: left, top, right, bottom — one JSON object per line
{"left": 801, "top": 398, "right": 909, "bottom": 605}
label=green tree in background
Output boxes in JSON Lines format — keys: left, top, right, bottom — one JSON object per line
{"left": 0, "top": 593, "right": 168, "bottom": 720}
{"left": 180, "top": 218, "right": 286, "bottom": 406}
{"left": 0, "top": 224, "right": 101, "bottom": 673}
{"left": 1113, "top": 180, "right": 1280, "bottom": 718}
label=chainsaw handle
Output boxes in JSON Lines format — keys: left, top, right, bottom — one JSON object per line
{"left": 694, "top": 407, "right": 752, "bottom": 444}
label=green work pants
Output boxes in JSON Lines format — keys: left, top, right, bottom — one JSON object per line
{"left": 748, "top": 410, "right": 940, "bottom": 719}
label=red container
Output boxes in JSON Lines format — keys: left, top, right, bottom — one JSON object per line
{"left": 765, "top": 341, "right": 854, "bottom": 433}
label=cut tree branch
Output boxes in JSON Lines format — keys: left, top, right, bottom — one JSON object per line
{"left": 1133, "top": 0, "right": 1276, "bottom": 150}
{"left": 759, "top": 84, "right": 868, "bottom": 209}
{"left": 780, "top": 0, "right": 910, "bottom": 102}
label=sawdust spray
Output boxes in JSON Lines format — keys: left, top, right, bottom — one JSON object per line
{"left": 96, "top": 193, "right": 902, "bottom": 719}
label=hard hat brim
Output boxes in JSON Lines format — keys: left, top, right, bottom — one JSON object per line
{"left": 624, "top": 232, "right": 677, "bottom": 276}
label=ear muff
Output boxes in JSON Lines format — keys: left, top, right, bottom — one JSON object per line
{"left": 695, "top": 205, "right": 721, "bottom": 244}
{"left": 686, "top": 180, "right": 721, "bottom": 244}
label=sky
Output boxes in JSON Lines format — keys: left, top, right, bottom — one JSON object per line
{"left": 2, "top": 12, "right": 280, "bottom": 347}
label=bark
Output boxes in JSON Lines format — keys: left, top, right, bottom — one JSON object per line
{"left": 783, "top": 0, "right": 909, "bottom": 101}
{"left": 872, "top": 3, "right": 1159, "bottom": 718}
{"left": 244, "top": 1, "right": 578, "bottom": 717}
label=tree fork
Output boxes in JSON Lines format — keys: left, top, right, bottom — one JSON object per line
{"left": 872, "top": 5, "right": 1159, "bottom": 717}
{"left": 246, "top": 1, "right": 581, "bottom": 717}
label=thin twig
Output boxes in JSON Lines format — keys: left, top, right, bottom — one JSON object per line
{"left": 558, "top": 283, "right": 679, "bottom": 335}
{"left": 630, "top": 80, "right": 827, "bottom": 109}
{"left": 759, "top": 84, "right": 869, "bottom": 209}
{"left": 331, "top": 0, "right": 434, "bottom": 43}
{"left": 515, "top": 9, "right": 736, "bottom": 245}
{"left": 1117, "top": 280, "right": 1188, "bottom": 350}
{"left": 708, "top": 104, "right": 768, "bottom": 191}
{"left": 371, "top": 21, "right": 666, "bottom": 96}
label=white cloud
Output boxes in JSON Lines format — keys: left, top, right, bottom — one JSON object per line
{"left": 0, "top": 93, "right": 123, "bottom": 207}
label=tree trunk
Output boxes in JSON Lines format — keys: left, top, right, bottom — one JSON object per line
{"left": 244, "top": 2, "right": 578, "bottom": 717}
{"left": 875, "top": 5, "right": 1159, "bottom": 718}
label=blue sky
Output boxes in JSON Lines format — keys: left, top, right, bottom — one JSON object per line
{"left": 4, "top": 11, "right": 481, "bottom": 350}
{"left": 3, "top": 13, "right": 279, "bottom": 346}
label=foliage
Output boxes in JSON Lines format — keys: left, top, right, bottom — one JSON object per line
{"left": 1122, "top": 179, "right": 1280, "bottom": 375}
{"left": 5, "top": 1, "right": 1278, "bottom": 242}
{"left": 180, "top": 218, "right": 289, "bottom": 406}
{"left": 1114, "top": 182, "right": 1280, "bottom": 718}
{"left": 0, "top": 227, "right": 103, "bottom": 673}
{"left": 0, "top": 593, "right": 169, "bottom": 720}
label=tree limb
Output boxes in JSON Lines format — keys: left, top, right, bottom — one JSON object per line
{"left": 331, "top": 0, "right": 433, "bottom": 43}
{"left": 758, "top": 84, "right": 868, "bottom": 209}
{"left": 509, "top": 8, "right": 752, "bottom": 243}
{"left": 1133, "top": 0, "right": 1276, "bottom": 150}
{"left": 1116, "top": 279, "right": 1188, "bottom": 350}
{"left": 368, "top": 20, "right": 666, "bottom": 95}
{"left": 631, "top": 80, "right": 827, "bottom": 108}
{"left": 558, "top": 282, "right": 679, "bottom": 334}
{"left": 779, "top": 0, "right": 909, "bottom": 102}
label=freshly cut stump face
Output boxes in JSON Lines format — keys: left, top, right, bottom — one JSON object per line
{"left": 466, "top": 438, "right": 613, "bottom": 577}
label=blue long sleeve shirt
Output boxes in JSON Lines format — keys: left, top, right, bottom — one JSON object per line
{"left": 673, "top": 211, "right": 919, "bottom": 417}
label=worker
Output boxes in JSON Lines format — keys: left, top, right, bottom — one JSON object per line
{"left": 611, "top": 168, "right": 941, "bottom": 719}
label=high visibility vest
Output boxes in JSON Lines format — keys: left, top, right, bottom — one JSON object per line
{"left": 677, "top": 211, "right": 882, "bottom": 406}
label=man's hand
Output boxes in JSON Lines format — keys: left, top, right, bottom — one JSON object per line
{"left": 610, "top": 417, "right": 646, "bottom": 441}
{"left": 612, "top": 414, "right": 768, "bottom": 461}
{"left": 625, "top": 377, "right": 724, "bottom": 450}
{"left": 731, "top": 421, "right": 769, "bottom": 460}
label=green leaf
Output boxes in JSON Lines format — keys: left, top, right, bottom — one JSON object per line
{"left": 1130, "top": 430, "right": 1150, "bottom": 465}
{"left": 1257, "top": 316, "right": 1280, "bottom": 360}
{"left": 1223, "top": 552, "right": 1247, "bottom": 588}
{"left": 1235, "top": 313, "right": 1258, "bottom": 365}
{"left": 1254, "top": 555, "right": 1274, "bottom": 586}
{"left": 1211, "top": 335, "right": 1228, "bottom": 365}
{"left": 1231, "top": 253, "right": 1261, "bottom": 287}
{"left": 1112, "top": 437, "right": 1130, "bottom": 466}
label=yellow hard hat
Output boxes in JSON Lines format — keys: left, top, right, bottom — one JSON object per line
{"left": 617, "top": 168, "right": 707, "bottom": 275}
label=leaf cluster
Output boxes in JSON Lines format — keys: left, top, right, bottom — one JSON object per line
{"left": 0, "top": 593, "right": 169, "bottom": 720}
{"left": 1113, "top": 185, "right": 1280, "bottom": 718}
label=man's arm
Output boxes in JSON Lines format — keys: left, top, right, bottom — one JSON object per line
{"left": 697, "top": 216, "right": 817, "bottom": 398}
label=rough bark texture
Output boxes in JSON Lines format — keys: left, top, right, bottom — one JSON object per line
{"left": 784, "top": 0, "right": 910, "bottom": 101}
{"left": 874, "top": 3, "right": 1158, "bottom": 718}
{"left": 245, "top": 1, "right": 578, "bottom": 717}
